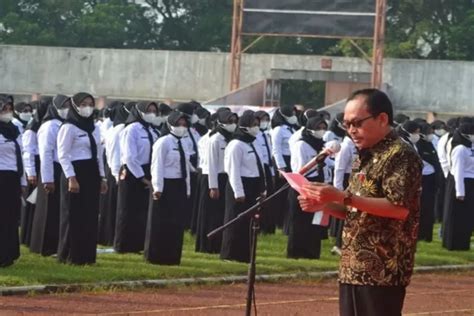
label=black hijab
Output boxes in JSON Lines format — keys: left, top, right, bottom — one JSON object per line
{"left": 271, "top": 105, "right": 296, "bottom": 129}
{"left": 25, "top": 99, "right": 49, "bottom": 132}
{"left": 105, "top": 100, "right": 123, "bottom": 122}
{"left": 329, "top": 112, "right": 346, "bottom": 138}
{"left": 0, "top": 96, "right": 19, "bottom": 140}
{"left": 398, "top": 120, "right": 420, "bottom": 143}
{"left": 301, "top": 117, "right": 327, "bottom": 153}
{"left": 298, "top": 109, "right": 320, "bottom": 127}
{"left": 113, "top": 101, "right": 135, "bottom": 127}
{"left": 125, "top": 101, "right": 157, "bottom": 126}
{"left": 193, "top": 107, "right": 211, "bottom": 136}
{"left": 66, "top": 92, "right": 96, "bottom": 133}
{"left": 43, "top": 94, "right": 69, "bottom": 123}
{"left": 255, "top": 110, "right": 270, "bottom": 129}
{"left": 210, "top": 109, "right": 237, "bottom": 143}
{"left": 167, "top": 110, "right": 188, "bottom": 127}
{"left": 234, "top": 110, "right": 258, "bottom": 143}
{"left": 451, "top": 123, "right": 474, "bottom": 152}
{"left": 13, "top": 101, "right": 33, "bottom": 127}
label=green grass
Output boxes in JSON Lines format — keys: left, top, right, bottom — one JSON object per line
{"left": 0, "top": 225, "right": 473, "bottom": 287}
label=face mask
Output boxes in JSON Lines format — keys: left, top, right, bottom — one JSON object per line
{"left": 409, "top": 133, "right": 420, "bottom": 144}
{"left": 222, "top": 123, "right": 237, "bottom": 133}
{"left": 190, "top": 114, "right": 199, "bottom": 124}
{"left": 78, "top": 106, "right": 94, "bottom": 118}
{"left": 19, "top": 112, "right": 33, "bottom": 122}
{"left": 469, "top": 135, "right": 474, "bottom": 143}
{"left": 198, "top": 118, "right": 207, "bottom": 126}
{"left": 152, "top": 116, "right": 163, "bottom": 126}
{"left": 245, "top": 126, "right": 260, "bottom": 137}
{"left": 309, "top": 130, "right": 326, "bottom": 139}
{"left": 423, "top": 134, "right": 434, "bottom": 142}
{"left": 434, "top": 129, "right": 447, "bottom": 137}
{"left": 142, "top": 112, "right": 156, "bottom": 124}
{"left": 170, "top": 126, "right": 188, "bottom": 138}
{"left": 260, "top": 121, "right": 270, "bottom": 130}
{"left": 58, "top": 108, "right": 69, "bottom": 120}
{"left": 0, "top": 112, "right": 13, "bottom": 123}
{"left": 286, "top": 116, "right": 298, "bottom": 125}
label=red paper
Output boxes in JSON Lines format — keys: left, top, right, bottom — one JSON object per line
{"left": 280, "top": 171, "right": 310, "bottom": 197}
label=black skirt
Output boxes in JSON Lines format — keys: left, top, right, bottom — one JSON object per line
{"left": 287, "top": 175, "right": 324, "bottom": 259}
{"left": 442, "top": 175, "right": 474, "bottom": 250}
{"left": 29, "top": 162, "right": 62, "bottom": 256}
{"left": 144, "top": 178, "right": 187, "bottom": 265}
{"left": 20, "top": 155, "right": 40, "bottom": 246}
{"left": 114, "top": 164, "right": 150, "bottom": 253}
{"left": 189, "top": 169, "right": 202, "bottom": 234}
{"left": 418, "top": 173, "right": 436, "bottom": 242}
{"left": 434, "top": 174, "right": 446, "bottom": 222}
{"left": 0, "top": 171, "right": 21, "bottom": 267}
{"left": 274, "top": 155, "right": 291, "bottom": 234}
{"left": 58, "top": 159, "right": 100, "bottom": 265}
{"left": 98, "top": 161, "right": 117, "bottom": 246}
{"left": 184, "top": 171, "right": 198, "bottom": 230}
{"left": 220, "top": 177, "right": 262, "bottom": 263}
{"left": 259, "top": 164, "right": 276, "bottom": 234}
{"left": 195, "top": 173, "right": 227, "bottom": 253}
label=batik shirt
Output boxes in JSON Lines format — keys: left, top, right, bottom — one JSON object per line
{"left": 339, "top": 130, "right": 422, "bottom": 286}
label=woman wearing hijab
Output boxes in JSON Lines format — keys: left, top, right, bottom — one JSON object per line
{"left": 114, "top": 101, "right": 158, "bottom": 253}
{"left": 158, "top": 103, "right": 173, "bottom": 136}
{"left": 442, "top": 122, "right": 474, "bottom": 250}
{"left": 270, "top": 105, "right": 297, "bottom": 234}
{"left": 0, "top": 96, "right": 26, "bottom": 267}
{"left": 20, "top": 99, "right": 49, "bottom": 247}
{"left": 193, "top": 107, "right": 211, "bottom": 137}
{"left": 416, "top": 122, "right": 442, "bottom": 242}
{"left": 145, "top": 111, "right": 191, "bottom": 265}
{"left": 220, "top": 110, "right": 266, "bottom": 263}
{"left": 57, "top": 92, "right": 107, "bottom": 265}
{"left": 287, "top": 117, "right": 328, "bottom": 259}
{"left": 30, "top": 95, "right": 70, "bottom": 256}
{"left": 195, "top": 109, "right": 238, "bottom": 253}
{"left": 398, "top": 121, "right": 421, "bottom": 149}
{"left": 12, "top": 101, "right": 34, "bottom": 134}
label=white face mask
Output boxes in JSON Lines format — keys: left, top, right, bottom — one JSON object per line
{"left": 19, "top": 112, "right": 33, "bottom": 122}
{"left": 78, "top": 106, "right": 94, "bottom": 118}
{"left": 190, "top": 114, "right": 199, "bottom": 124}
{"left": 58, "top": 108, "right": 69, "bottom": 120}
{"left": 434, "top": 129, "right": 447, "bottom": 137}
{"left": 309, "top": 129, "right": 326, "bottom": 139}
{"left": 245, "top": 126, "right": 260, "bottom": 137}
{"left": 260, "top": 121, "right": 270, "bottom": 130}
{"left": 152, "top": 116, "right": 163, "bottom": 126}
{"left": 170, "top": 126, "right": 188, "bottom": 138}
{"left": 424, "top": 134, "right": 434, "bottom": 142}
{"left": 222, "top": 123, "right": 237, "bottom": 133}
{"left": 198, "top": 118, "right": 207, "bottom": 126}
{"left": 285, "top": 115, "right": 298, "bottom": 125}
{"left": 142, "top": 112, "right": 156, "bottom": 124}
{"left": 409, "top": 133, "right": 420, "bottom": 144}
{"left": 0, "top": 112, "right": 13, "bottom": 123}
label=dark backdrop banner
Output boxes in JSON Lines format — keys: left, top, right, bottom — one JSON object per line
{"left": 242, "top": 0, "right": 376, "bottom": 38}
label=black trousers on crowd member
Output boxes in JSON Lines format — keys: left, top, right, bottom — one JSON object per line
{"left": 434, "top": 175, "right": 446, "bottom": 223}
{"left": 98, "top": 162, "right": 117, "bottom": 247}
{"left": 114, "top": 164, "right": 150, "bottom": 253}
{"left": 0, "top": 171, "right": 21, "bottom": 267}
{"left": 418, "top": 173, "right": 436, "bottom": 242}
{"left": 339, "top": 284, "right": 406, "bottom": 316}
{"left": 30, "top": 162, "right": 62, "bottom": 256}
{"left": 275, "top": 155, "right": 291, "bottom": 234}
{"left": 20, "top": 155, "right": 40, "bottom": 246}
{"left": 259, "top": 164, "right": 276, "bottom": 234}
{"left": 190, "top": 169, "right": 202, "bottom": 235}
{"left": 58, "top": 159, "right": 100, "bottom": 265}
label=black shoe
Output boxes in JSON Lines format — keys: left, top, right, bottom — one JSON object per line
{"left": 0, "top": 260, "right": 14, "bottom": 268}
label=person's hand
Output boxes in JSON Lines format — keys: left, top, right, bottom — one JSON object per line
{"left": 302, "top": 183, "right": 344, "bottom": 205}
{"left": 457, "top": 196, "right": 465, "bottom": 201}
{"left": 236, "top": 196, "right": 245, "bottom": 203}
{"left": 100, "top": 181, "right": 108, "bottom": 194}
{"left": 68, "top": 176, "right": 80, "bottom": 193}
{"left": 27, "top": 176, "right": 37, "bottom": 186}
{"left": 297, "top": 195, "right": 326, "bottom": 213}
{"left": 44, "top": 182, "right": 55, "bottom": 194}
{"left": 141, "top": 178, "right": 152, "bottom": 189}
{"left": 209, "top": 189, "right": 220, "bottom": 200}
{"left": 153, "top": 191, "right": 162, "bottom": 200}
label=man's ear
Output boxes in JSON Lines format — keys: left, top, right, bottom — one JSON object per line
{"left": 378, "top": 113, "right": 390, "bottom": 127}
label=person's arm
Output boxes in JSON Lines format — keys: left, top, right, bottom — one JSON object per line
{"left": 225, "top": 142, "right": 245, "bottom": 200}
{"left": 271, "top": 127, "right": 287, "bottom": 170}
{"left": 208, "top": 136, "right": 220, "bottom": 189}
{"left": 451, "top": 146, "right": 466, "bottom": 199}
{"left": 22, "top": 130, "right": 37, "bottom": 178}
{"left": 123, "top": 125, "right": 145, "bottom": 179}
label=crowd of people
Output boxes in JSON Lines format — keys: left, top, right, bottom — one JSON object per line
{"left": 0, "top": 91, "right": 473, "bottom": 268}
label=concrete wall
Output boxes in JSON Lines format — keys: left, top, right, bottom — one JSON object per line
{"left": 1, "top": 44, "right": 473, "bottom": 114}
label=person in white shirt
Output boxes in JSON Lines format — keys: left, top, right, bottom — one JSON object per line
{"left": 0, "top": 96, "right": 26, "bottom": 268}
{"left": 288, "top": 109, "right": 321, "bottom": 150}
{"left": 442, "top": 122, "right": 474, "bottom": 250}
{"left": 270, "top": 105, "right": 297, "bottom": 234}
{"left": 20, "top": 99, "right": 48, "bottom": 251}
{"left": 196, "top": 109, "right": 237, "bottom": 253}
{"left": 145, "top": 111, "right": 191, "bottom": 265}
{"left": 287, "top": 116, "right": 328, "bottom": 259}
{"left": 57, "top": 92, "right": 107, "bottom": 265}
{"left": 12, "top": 101, "right": 34, "bottom": 135}
{"left": 114, "top": 101, "right": 159, "bottom": 254}
{"left": 221, "top": 110, "right": 266, "bottom": 263}
{"left": 30, "top": 94, "right": 70, "bottom": 256}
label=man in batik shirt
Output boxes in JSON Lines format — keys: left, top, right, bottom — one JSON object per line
{"left": 299, "top": 89, "right": 422, "bottom": 316}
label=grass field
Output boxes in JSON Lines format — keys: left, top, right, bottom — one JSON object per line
{"left": 1, "top": 225, "right": 473, "bottom": 287}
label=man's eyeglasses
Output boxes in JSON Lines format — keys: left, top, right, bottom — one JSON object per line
{"left": 342, "top": 115, "right": 374, "bottom": 130}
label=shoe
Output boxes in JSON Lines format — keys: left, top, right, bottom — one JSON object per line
{"left": 330, "top": 246, "right": 341, "bottom": 256}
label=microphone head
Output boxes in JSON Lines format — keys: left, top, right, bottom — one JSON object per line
{"left": 324, "top": 140, "right": 341, "bottom": 154}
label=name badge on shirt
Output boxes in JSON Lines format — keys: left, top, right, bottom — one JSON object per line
{"left": 78, "top": 134, "right": 87, "bottom": 138}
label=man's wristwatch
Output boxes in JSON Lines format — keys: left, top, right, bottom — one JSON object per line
{"left": 343, "top": 190, "right": 353, "bottom": 206}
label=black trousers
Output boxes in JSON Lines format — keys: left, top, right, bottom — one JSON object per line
{"left": 339, "top": 283, "right": 406, "bottom": 316}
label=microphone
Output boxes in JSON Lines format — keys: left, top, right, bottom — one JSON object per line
{"left": 297, "top": 140, "right": 341, "bottom": 175}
